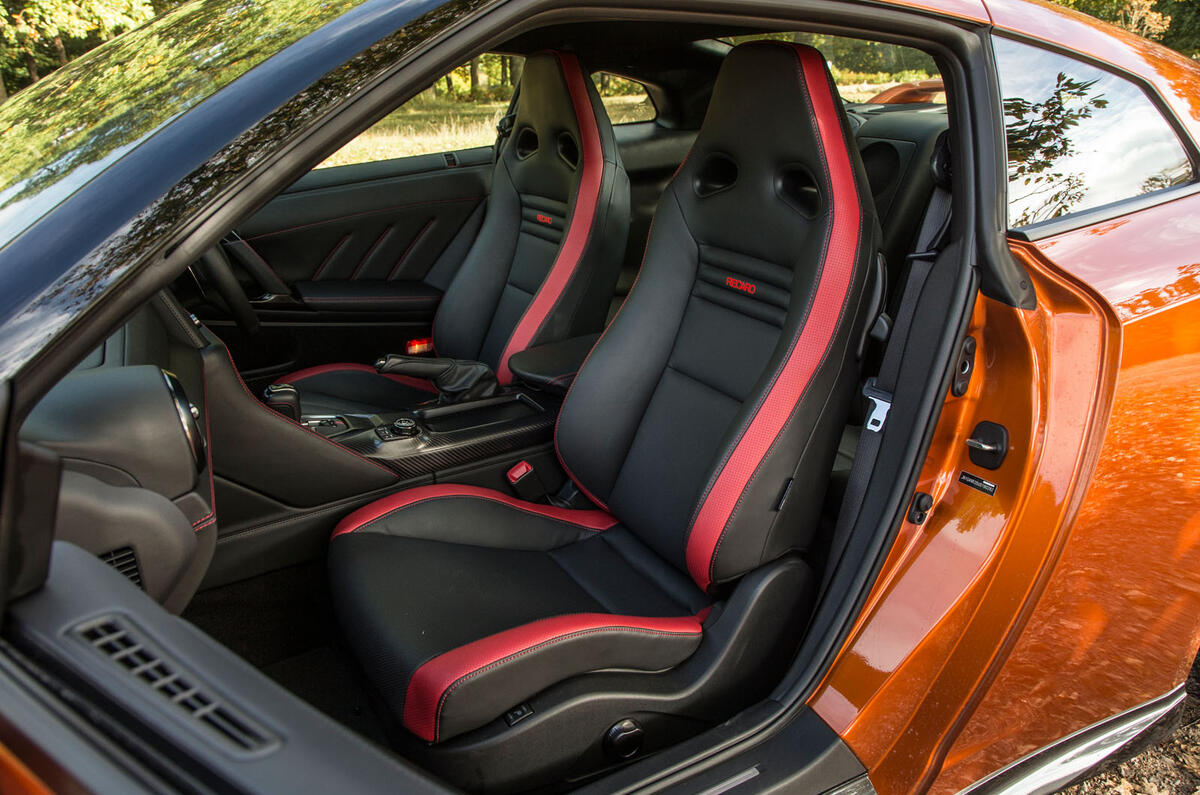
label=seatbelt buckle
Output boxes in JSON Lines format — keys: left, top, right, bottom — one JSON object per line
{"left": 507, "top": 460, "right": 547, "bottom": 502}
{"left": 862, "top": 378, "right": 892, "bottom": 434}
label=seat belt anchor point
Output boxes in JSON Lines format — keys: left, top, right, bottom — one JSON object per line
{"left": 863, "top": 378, "right": 893, "bottom": 433}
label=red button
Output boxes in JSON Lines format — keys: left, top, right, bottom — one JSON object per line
{"left": 507, "top": 461, "right": 533, "bottom": 483}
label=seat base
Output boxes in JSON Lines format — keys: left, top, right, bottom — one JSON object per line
{"left": 329, "top": 485, "right": 710, "bottom": 744}
{"left": 397, "top": 555, "right": 815, "bottom": 794}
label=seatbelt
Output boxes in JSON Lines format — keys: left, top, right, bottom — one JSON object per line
{"left": 494, "top": 84, "right": 521, "bottom": 158}
{"left": 821, "top": 178, "right": 952, "bottom": 590}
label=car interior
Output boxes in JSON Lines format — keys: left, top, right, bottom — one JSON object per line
{"left": 10, "top": 19, "right": 962, "bottom": 794}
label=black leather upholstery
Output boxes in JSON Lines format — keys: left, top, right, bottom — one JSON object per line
{"left": 506, "top": 333, "right": 599, "bottom": 395}
{"left": 283, "top": 52, "right": 630, "bottom": 415}
{"left": 330, "top": 42, "right": 879, "bottom": 751}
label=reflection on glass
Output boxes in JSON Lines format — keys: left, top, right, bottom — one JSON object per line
{"left": 0, "top": 0, "right": 368, "bottom": 249}
{"left": 994, "top": 37, "right": 1193, "bottom": 228}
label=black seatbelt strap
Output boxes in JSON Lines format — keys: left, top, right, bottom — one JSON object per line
{"left": 820, "top": 180, "right": 952, "bottom": 591}
{"left": 494, "top": 84, "right": 521, "bottom": 157}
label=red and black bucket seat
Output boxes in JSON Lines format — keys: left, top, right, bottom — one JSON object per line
{"left": 328, "top": 41, "right": 880, "bottom": 787}
{"left": 277, "top": 51, "right": 631, "bottom": 415}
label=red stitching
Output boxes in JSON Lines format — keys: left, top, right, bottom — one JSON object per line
{"left": 331, "top": 490, "right": 617, "bottom": 539}
{"left": 245, "top": 197, "right": 482, "bottom": 241}
{"left": 430, "top": 623, "right": 701, "bottom": 741}
{"left": 351, "top": 224, "right": 395, "bottom": 280}
{"left": 388, "top": 218, "right": 436, "bottom": 280}
{"left": 191, "top": 358, "right": 217, "bottom": 531}
{"left": 218, "top": 343, "right": 398, "bottom": 479}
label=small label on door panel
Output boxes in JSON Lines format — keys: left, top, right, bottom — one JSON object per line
{"left": 959, "top": 471, "right": 998, "bottom": 496}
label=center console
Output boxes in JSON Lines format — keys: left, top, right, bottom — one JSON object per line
{"left": 297, "top": 391, "right": 560, "bottom": 480}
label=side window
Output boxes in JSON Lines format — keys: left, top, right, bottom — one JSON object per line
{"left": 591, "top": 73, "right": 657, "bottom": 123}
{"left": 994, "top": 37, "right": 1194, "bottom": 228}
{"left": 318, "top": 54, "right": 525, "bottom": 169}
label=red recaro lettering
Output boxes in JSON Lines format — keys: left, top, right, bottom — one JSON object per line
{"left": 725, "top": 276, "right": 757, "bottom": 295}
{"left": 536, "top": 213, "right": 553, "bottom": 225}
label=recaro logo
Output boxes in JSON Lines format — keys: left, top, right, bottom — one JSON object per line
{"left": 536, "top": 213, "right": 553, "bottom": 225}
{"left": 725, "top": 276, "right": 757, "bottom": 295}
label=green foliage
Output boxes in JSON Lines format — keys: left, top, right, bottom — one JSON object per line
{"left": 0, "top": 0, "right": 366, "bottom": 220}
{"left": 1158, "top": 0, "right": 1200, "bottom": 54}
{"left": 1, "top": 0, "right": 155, "bottom": 94}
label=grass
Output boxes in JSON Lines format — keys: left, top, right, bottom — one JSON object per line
{"left": 317, "top": 95, "right": 658, "bottom": 169}
{"left": 315, "top": 84, "right": 928, "bottom": 169}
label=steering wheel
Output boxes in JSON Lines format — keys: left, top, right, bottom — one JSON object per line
{"left": 197, "top": 247, "right": 260, "bottom": 336}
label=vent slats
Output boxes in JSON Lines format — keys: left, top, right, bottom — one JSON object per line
{"left": 100, "top": 547, "right": 143, "bottom": 588}
{"left": 75, "top": 617, "right": 275, "bottom": 753}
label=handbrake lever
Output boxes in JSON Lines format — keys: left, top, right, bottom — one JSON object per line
{"left": 375, "top": 354, "right": 498, "bottom": 404}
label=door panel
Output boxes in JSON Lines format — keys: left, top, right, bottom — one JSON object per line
{"left": 190, "top": 147, "right": 492, "bottom": 383}
{"left": 235, "top": 147, "right": 491, "bottom": 287}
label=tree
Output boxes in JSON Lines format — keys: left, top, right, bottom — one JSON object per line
{"left": 1, "top": 0, "right": 154, "bottom": 96}
{"left": 469, "top": 55, "right": 480, "bottom": 96}
{"left": 1003, "top": 72, "right": 1109, "bottom": 226}
{"left": 1055, "top": 0, "right": 1172, "bottom": 39}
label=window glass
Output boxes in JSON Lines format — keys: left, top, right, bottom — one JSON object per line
{"left": 994, "top": 37, "right": 1193, "bottom": 228}
{"left": 591, "top": 73, "right": 657, "bottom": 123}
{"left": 319, "top": 54, "right": 524, "bottom": 169}
{"left": 722, "top": 33, "right": 943, "bottom": 105}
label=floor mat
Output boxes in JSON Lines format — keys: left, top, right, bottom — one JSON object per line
{"left": 185, "top": 561, "right": 391, "bottom": 743}
{"left": 262, "top": 645, "right": 390, "bottom": 744}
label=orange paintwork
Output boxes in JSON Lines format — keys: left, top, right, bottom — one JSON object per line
{"left": 810, "top": 240, "right": 1121, "bottom": 793}
{"left": 0, "top": 739, "right": 51, "bottom": 795}
{"left": 879, "top": 0, "right": 990, "bottom": 23}
{"left": 868, "top": 79, "right": 946, "bottom": 105}
{"left": 806, "top": 1, "right": 1200, "bottom": 791}
{"left": 931, "top": 192, "right": 1200, "bottom": 792}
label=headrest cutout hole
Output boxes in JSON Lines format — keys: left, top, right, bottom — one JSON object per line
{"left": 515, "top": 127, "right": 539, "bottom": 160}
{"left": 776, "top": 164, "right": 821, "bottom": 218}
{"left": 693, "top": 153, "right": 738, "bottom": 198}
{"left": 557, "top": 132, "right": 580, "bottom": 169}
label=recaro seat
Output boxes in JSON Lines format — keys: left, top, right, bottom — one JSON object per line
{"left": 329, "top": 42, "right": 879, "bottom": 787}
{"left": 277, "top": 51, "right": 630, "bottom": 415}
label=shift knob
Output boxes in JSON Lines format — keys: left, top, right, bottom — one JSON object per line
{"left": 263, "top": 383, "right": 302, "bottom": 422}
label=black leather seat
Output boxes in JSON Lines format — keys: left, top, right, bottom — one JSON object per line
{"left": 329, "top": 42, "right": 879, "bottom": 786}
{"left": 278, "top": 51, "right": 630, "bottom": 415}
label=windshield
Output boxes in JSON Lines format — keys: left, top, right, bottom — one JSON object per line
{"left": 0, "top": 0, "right": 367, "bottom": 250}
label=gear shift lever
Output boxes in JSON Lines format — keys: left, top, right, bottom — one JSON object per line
{"left": 263, "top": 383, "right": 302, "bottom": 422}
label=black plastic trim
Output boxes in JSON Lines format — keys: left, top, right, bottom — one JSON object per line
{"left": 1012, "top": 181, "right": 1200, "bottom": 242}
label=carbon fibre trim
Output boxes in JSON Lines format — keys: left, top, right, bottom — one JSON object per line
{"left": 338, "top": 405, "right": 556, "bottom": 479}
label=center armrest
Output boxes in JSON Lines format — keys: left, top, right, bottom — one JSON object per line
{"left": 506, "top": 334, "right": 600, "bottom": 396}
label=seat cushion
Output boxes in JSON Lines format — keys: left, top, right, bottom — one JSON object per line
{"left": 328, "top": 485, "right": 709, "bottom": 742}
{"left": 277, "top": 363, "right": 438, "bottom": 415}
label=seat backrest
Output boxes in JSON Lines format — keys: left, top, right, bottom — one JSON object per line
{"left": 556, "top": 42, "right": 880, "bottom": 593}
{"left": 432, "top": 52, "right": 630, "bottom": 383}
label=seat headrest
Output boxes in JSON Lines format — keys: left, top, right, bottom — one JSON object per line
{"left": 673, "top": 41, "right": 862, "bottom": 272}
{"left": 502, "top": 51, "right": 615, "bottom": 198}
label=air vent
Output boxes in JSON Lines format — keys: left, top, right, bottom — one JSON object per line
{"left": 100, "top": 547, "right": 143, "bottom": 589}
{"left": 74, "top": 616, "right": 276, "bottom": 753}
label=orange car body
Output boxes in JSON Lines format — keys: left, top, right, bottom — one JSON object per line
{"left": 812, "top": 0, "right": 1200, "bottom": 791}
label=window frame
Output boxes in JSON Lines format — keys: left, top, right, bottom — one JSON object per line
{"left": 590, "top": 70, "right": 660, "bottom": 125}
{"left": 992, "top": 31, "right": 1200, "bottom": 242}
